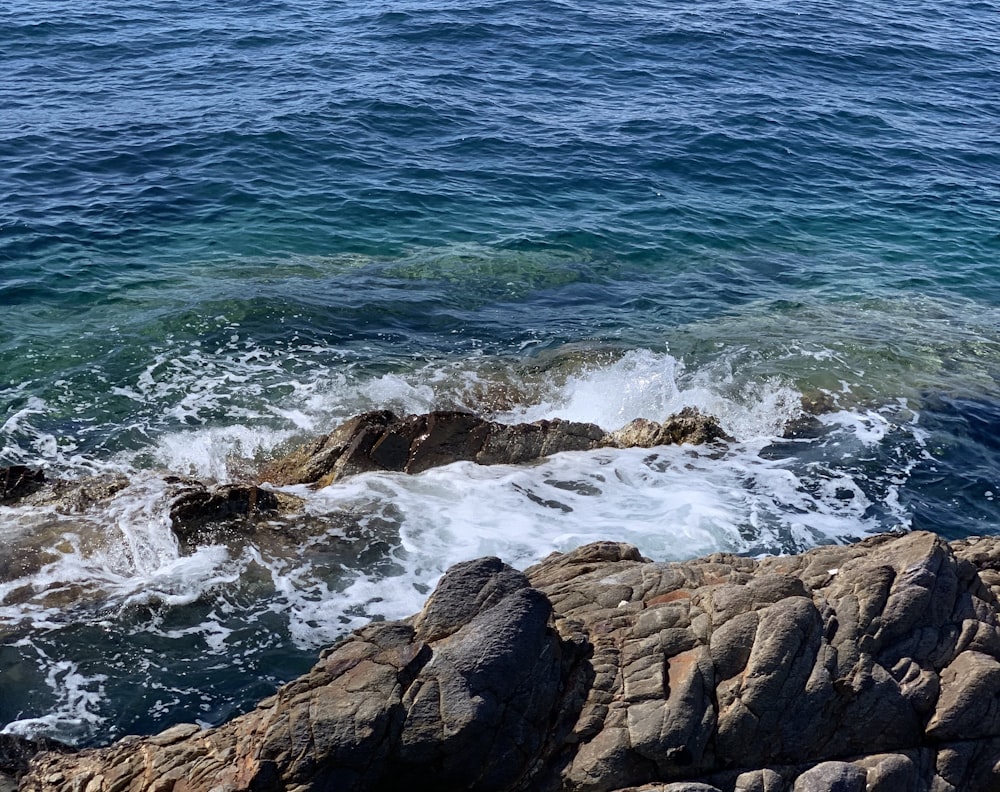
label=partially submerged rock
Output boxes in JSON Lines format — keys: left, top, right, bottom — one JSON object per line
{"left": 165, "top": 478, "right": 305, "bottom": 548}
{"left": 0, "top": 467, "right": 46, "bottom": 505}
{"left": 0, "top": 468, "right": 128, "bottom": 512}
{"left": 0, "top": 470, "right": 135, "bottom": 584}
{"left": 259, "top": 407, "right": 730, "bottom": 488}
{"left": 606, "top": 411, "right": 730, "bottom": 448}
{"left": 23, "top": 531, "right": 1000, "bottom": 791}
{"left": 0, "top": 735, "right": 72, "bottom": 791}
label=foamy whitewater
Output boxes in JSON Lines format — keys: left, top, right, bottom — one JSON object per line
{"left": 0, "top": 349, "right": 933, "bottom": 744}
{"left": 2, "top": 0, "right": 998, "bottom": 749}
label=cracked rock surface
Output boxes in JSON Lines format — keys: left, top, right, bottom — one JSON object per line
{"left": 21, "top": 531, "right": 1000, "bottom": 791}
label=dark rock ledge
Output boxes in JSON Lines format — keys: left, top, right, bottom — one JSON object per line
{"left": 16, "top": 530, "right": 1000, "bottom": 792}
{"left": 255, "top": 407, "right": 730, "bottom": 488}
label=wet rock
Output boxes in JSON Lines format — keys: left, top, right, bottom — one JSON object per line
{"left": 0, "top": 467, "right": 46, "bottom": 504}
{"left": 166, "top": 479, "right": 305, "bottom": 548}
{"left": 259, "top": 408, "right": 728, "bottom": 488}
{"left": 780, "top": 392, "right": 840, "bottom": 440}
{"left": 257, "top": 409, "right": 403, "bottom": 487}
{"left": 0, "top": 469, "right": 128, "bottom": 512}
{"left": 0, "top": 474, "right": 148, "bottom": 592}
{"left": 605, "top": 408, "right": 731, "bottom": 448}
{"left": 0, "top": 734, "right": 72, "bottom": 784}
{"left": 257, "top": 409, "right": 606, "bottom": 486}
{"left": 43, "top": 476, "right": 130, "bottom": 512}
{"left": 1, "top": 408, "right": 730, "bottom": 548}
{"left": 23, "top": 531, "right": 1000, "bottom": 792}
{"left": 477, "top": 417, "right": 605, "bottom": 466}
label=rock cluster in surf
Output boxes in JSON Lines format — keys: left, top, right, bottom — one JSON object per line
{"left": 18, "top": 530, "right": 1000, "bottom": 792}
{"left": 0, "top": 407, "right": 729, "bottom": 549}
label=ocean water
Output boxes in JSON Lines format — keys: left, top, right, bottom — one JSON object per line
{"left": 2, "top": 0, "right": 999, "bottom": 747}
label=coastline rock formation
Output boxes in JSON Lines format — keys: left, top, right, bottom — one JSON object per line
{"left": 169, "top": 407, "right": 727, "bottom": 543}
{"left": 1, "top": 737, "right": 70, "bottom": 792}
{"left": 21, "top": 530, "right": 1000, "bottom": 791}
{"left": 258, "top": 407, "right": 730, "bottom": 489}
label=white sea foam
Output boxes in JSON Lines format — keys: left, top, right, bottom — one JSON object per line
{"left": 159, "top": 620, "right": 235, "bottom": 654}
{"left": 1, "top": 349, "right": 923, "bottom": 641}
{"left": 0, "top": 396, "right": 48, "bottom": 436}
{"left": 818, "top": 409, "right": 891, "bottom": 447}
{"left": 132, "top": 347, "right": 803, "bottom": 481}
{"left": 496, "top": 349, "right": 801, "bottom": 439}
{"left": 0, "top": 650, "right": 107, "bottom": 742}
{"left": 150, "top": 424, "right": 297, "bottom": 482}
{"left": 0, "top": 346, "right": 930, "bottom": 743}
{"left": 58, "top": 348, "right": 920, "bottom": 643}
{"left": 0, "top": 396, "right": 97, "bottom": 473}
{"left": 275, "top": 423, "right": 915, "bottom": 638}
{"left": 0, "top": 477, "right": 238, "bottom": 627}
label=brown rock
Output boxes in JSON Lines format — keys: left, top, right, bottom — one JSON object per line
{"left": 258, "top": 410, "right": 400, "bottom": 487}
{"left": 258, "top": 408, "right": 729, "bottom": 489}
{"left": 605, "top": 409, "right": 731, "bottom": 448}
{"left": 926, "top": 650, "right": 1000, "bottom": 741}
{"left": 166, "top": 480, "right": 305, "bottom": 547}
{"left": 23, "top": 532, "right": 1000, "bottom": 792}
{"left": 23, "top": 555, "right": 589, "bottom": 792}
{"left": 0, "top": 470, "right": 128, "bottom": 512}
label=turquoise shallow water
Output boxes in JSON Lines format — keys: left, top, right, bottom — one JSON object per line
{"left": 1, "top": 0, "right": 1000, "bottom": 747}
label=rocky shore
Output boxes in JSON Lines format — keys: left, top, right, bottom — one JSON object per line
{"left": 6, "top": 408, "right": 1000, "bottom": 791}
{"left": 7, "top": 530, "right": 1000, "bottom": 791}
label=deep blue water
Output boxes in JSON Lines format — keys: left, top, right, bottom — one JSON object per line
{"left": 1, "top": 0, "right": 1000, "bottom": 747}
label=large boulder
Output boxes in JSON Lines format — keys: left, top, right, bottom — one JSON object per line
{"left": 21, "top": 531, "right": 1000, "bottom": 791}
{"left": 22, "top": 557, "right": 590, "bottom": 792}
